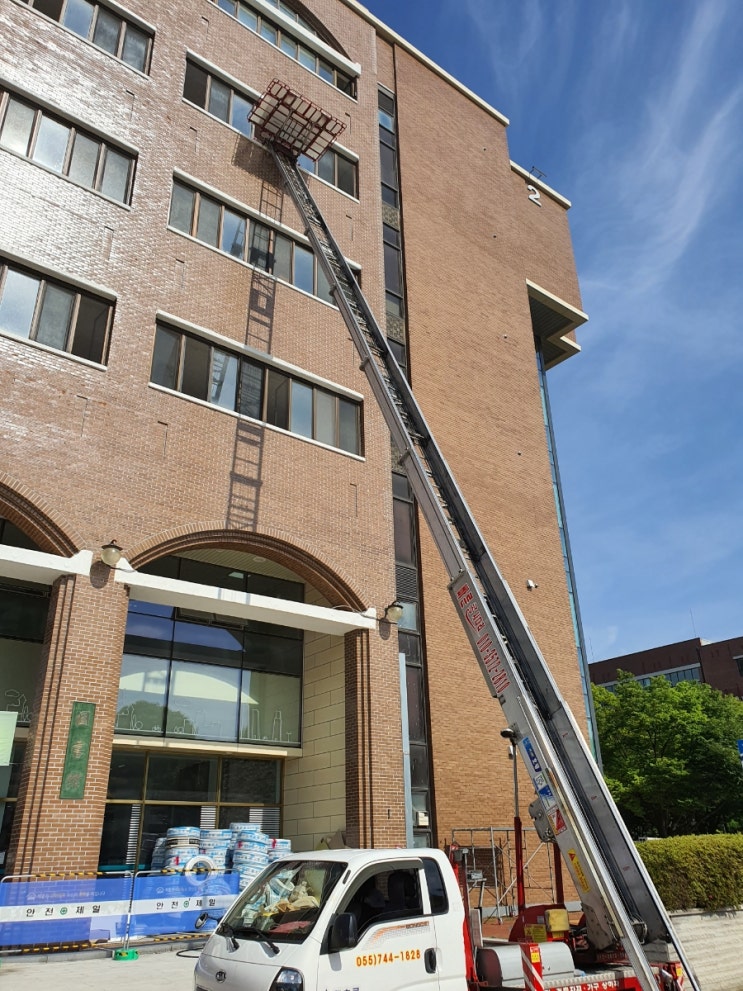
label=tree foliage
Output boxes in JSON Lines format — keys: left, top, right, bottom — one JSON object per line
{"left": 592, "top": 673, "right": 743, "bottom": 837}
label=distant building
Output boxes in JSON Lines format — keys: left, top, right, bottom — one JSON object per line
{"left": 590, "top": 636, "right": 743, "bottom": 699}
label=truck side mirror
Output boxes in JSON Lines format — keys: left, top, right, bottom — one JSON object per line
{"left": 328, "top": 912, "right": 358, "bottom": 951}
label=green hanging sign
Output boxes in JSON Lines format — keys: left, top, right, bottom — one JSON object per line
{"left": 60, "top": 701, "right": 96, "bottom": 800}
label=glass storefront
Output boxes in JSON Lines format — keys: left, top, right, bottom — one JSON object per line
{"left": 99, "top": 750, "right": 281, "bottom": 870}
{"left": 115, "top": 555, "right": 304, "bottom": 747}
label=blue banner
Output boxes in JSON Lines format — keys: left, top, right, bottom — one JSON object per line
{"left": 0, "top": 871, "right": 239, "bottom": 946}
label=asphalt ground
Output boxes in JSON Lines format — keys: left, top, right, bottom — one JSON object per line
{"left": 0, "top": 942, "right": 201, "bottom": 990}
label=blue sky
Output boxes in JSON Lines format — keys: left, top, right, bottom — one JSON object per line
{"left": 362, "top": 0, "right": 743, "bottom": 661}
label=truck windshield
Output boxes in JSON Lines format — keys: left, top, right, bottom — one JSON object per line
{"left": 222, "top": 859, "right": 347, "bottom": 943}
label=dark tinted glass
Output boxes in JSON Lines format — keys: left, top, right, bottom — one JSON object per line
{"left": 317, "top": 151, "right": 334, "bottom": 184}
{"left": 107, "top": 751, "right": 146, "bottom": 798}
{"left": 337, "top": 155, "right": 356, "bottom": 196}
{"left": 265, "top": 369, "right": 290, "bottom": 430}
{"left": 221, "top": 758, "right": 279, "bottom": 803}
{"left": 422, "top": 858, "right": 449, "bottom": 914}
{"left": 146, "top": 754, "right": 218, "bottom": 802}
{"left": 34, "top": 0, "right": 64, "bottom": 19}
{"left": 238, "top": 359, "right": 263, "bottom": 419}
{"left": 172, "top": 621, "right": 243, "bottom": 666}
{"left": 71, "top": 294, "right": 109, "bottom": 363}
{"left": 406, "top": 665, "right": 426, "bottom": 741}
{"left": 0, "top": 587, "right": 49, "bottom": 640}
{"left": 98, "top": 802, "right": 138, "bottom": 870}
{"left": 410, "top": 743, "right": 429, "bottom": 788}
{"left": 393, "top": 498, "right": 416, "bottom": 565}
{"left": 181, "top": 335, "right": 210, "bottom": 400}
{"left": 124, "top": 611, "right": 174, "bottom": 657}
{"left": 231, "top": 92, "right": 253, "bottom": 136}
{"left": 338, "top": 398, "right": 359, "bottom": 455}
{"left": 244, "top": 630, "right": 302, "bottom": 676}
{"left": 150, "top": 326, "right": 181, "bottom": 389}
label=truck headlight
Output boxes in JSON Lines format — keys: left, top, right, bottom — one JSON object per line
{"left": 270, "top": 969, "right": 303, "bottom": 991}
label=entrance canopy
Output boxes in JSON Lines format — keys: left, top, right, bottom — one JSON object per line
{"left": 250, "top": 79, "right": 345, "bottom": 161}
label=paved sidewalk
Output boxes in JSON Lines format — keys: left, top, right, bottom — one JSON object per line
{"left": 0, "top": 944, "right": 200, "bottom": 990}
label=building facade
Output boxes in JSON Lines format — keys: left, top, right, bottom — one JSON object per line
{"left": 0, "top": 0, "right": 589, "bottom": 875}
{"left": 590, "top": 636, "right": 743, "bottom": 699}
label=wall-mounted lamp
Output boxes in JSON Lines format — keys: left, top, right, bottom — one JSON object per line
{"left": 383, "top": 601, "right": 405, "bottom": 623}
{"left": 526, "top": 579, "right": 538, "bottom": 590}
{"left": 100, "top": 540, "right": 123, "bottom": 568}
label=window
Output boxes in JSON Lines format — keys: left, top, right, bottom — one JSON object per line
{"left": 735, "top": 656, "right": 743, "bottom": 677}
{"left": 298, "top": 147, "right": 358, "bottom": 198}
{"left": 378, "top": 89, "right": 399, "bottom": 207}
{"left": 167, "top": 179, "right": 337, "bottom": 304}
{"left": 151, "top": 323, "right": 362, "bottom": 456}
{"left": 100, "top": 750, "right": 281, "bottom": 870}
{"left": 0, "top": 259, "right": 113, "bottom": 363}
{"left": 339, "top": 865, "right": 423, "bottom": 935}
{"left": 383, "top": 223, "right": 405, "bottom": 320}
{"left": 20, "top": 0, "right": 152, "bottom": 72}
{"left": 0, "top": 90, "right": 135, "bottom": 203}
{"left": 209, "top": 0, "right": 355, "bottom": 96}
{"left": 219, "top": 858, "right": 346, "bottom": 943}
{"left": 183, "top": 60, "right": 255, "bottom": 138}
{"left": 117, "top": 598, "right": 303, "bottom": 745}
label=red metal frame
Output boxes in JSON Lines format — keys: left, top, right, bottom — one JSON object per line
{"left": 249, "top": 79, "right": 345, "bottom": 161}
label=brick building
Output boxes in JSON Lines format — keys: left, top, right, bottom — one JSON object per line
{"left": 590, "top": 636, "right": 743, "bottom": 699}
{"left": 0, "top": 0, "right": 590, "bottom": 874}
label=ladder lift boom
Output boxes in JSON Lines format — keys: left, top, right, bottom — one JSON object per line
{"left": 248, "top": 81, "right": 701, "bottom": 991}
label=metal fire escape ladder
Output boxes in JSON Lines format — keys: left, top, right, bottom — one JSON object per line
{"left": 252, "top": 82, "right": 699, "bottom": 991}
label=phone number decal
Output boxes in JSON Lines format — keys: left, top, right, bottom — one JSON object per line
{"left": 356, "top": 949, "right": 421, "bottom": 966}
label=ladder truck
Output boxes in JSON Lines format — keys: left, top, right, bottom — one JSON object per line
{"left": 244, "top": 80, "right": 700, "bottom": 991}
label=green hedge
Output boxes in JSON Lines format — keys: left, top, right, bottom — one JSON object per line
{"left": 637, "top": 834, "right": 743, "bottom": 912}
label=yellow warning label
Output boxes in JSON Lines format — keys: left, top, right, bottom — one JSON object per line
{"left": 567, "top": 848, "right": 591, "bottom": 892}
{"left": 524, "top": 924, "right": 547, "bottom": 943}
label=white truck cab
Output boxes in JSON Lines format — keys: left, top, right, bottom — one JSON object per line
{"left": 194, "top": 848, "right": 468, "bottom": 991}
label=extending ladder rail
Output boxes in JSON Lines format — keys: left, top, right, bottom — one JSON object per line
{"left": 270, "top": 147, "right": 700, "bottom": 991}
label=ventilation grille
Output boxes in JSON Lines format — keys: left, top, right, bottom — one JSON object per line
{"left": 396, "top": 564, "right": 419, "bottom": 599}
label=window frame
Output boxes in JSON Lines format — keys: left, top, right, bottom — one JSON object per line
{"left": 20, "top": 0, "right": 153, "bottom": 73}
{"left": 150, "top": 322, "right": 362, "bottom": 456}
{"left": 298, "top": 146, "right": 358, "bottom": 199}
{"left": 182, "top": 59, "right": 256, "bottom": 139}
{"left": 167, "top": 179, "right": 344, "bottom": 305}
{"left": 0, "top": 89, "right": 135, "bottom": 204}
{"left": 209, "top": 0, "right": 357, "bottom": 97}
{"left": 0, "top": 258, "right": 113, "bottom": 364}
